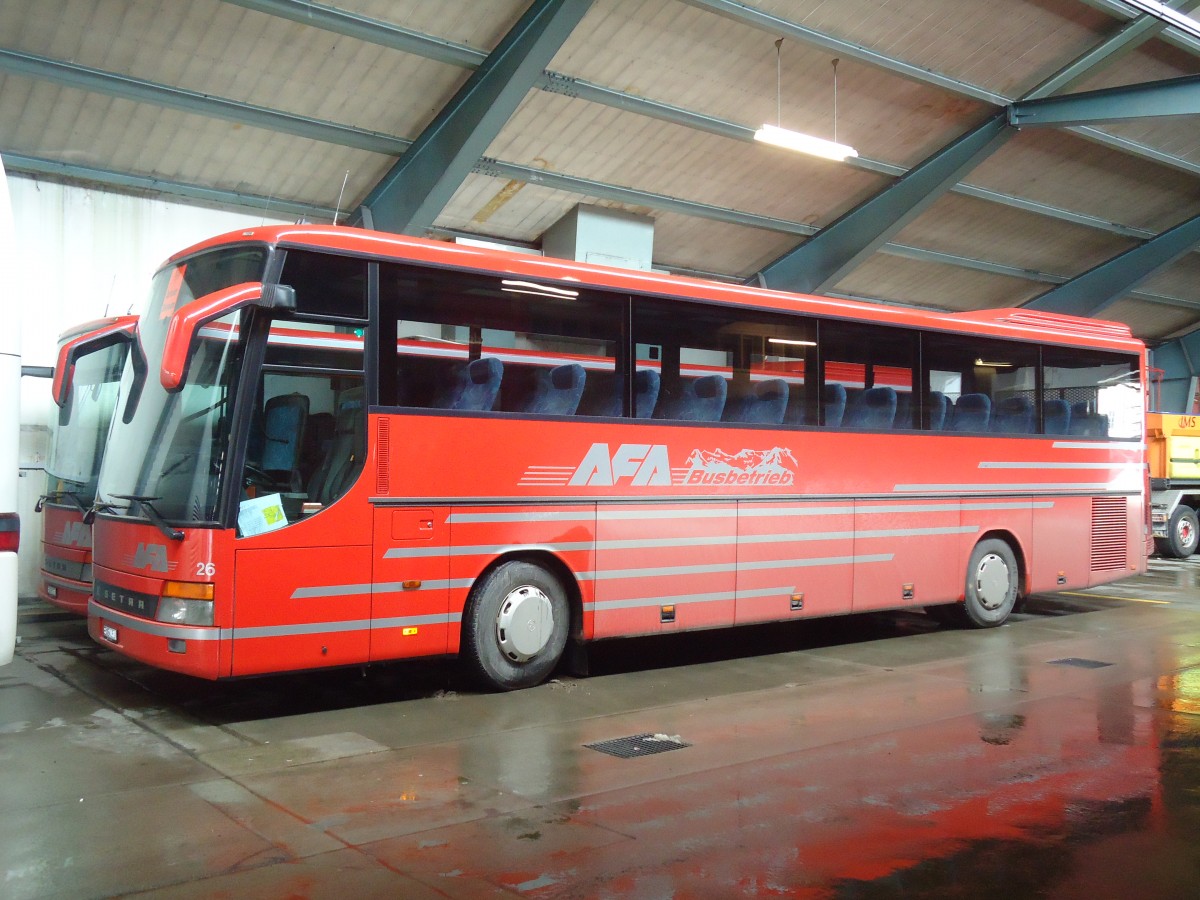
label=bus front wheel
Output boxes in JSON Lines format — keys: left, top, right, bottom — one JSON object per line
{"left": 963, "top": 538, "right": 1019, "bottom": 628}
{"left": 463, "top": 561, "right": 569, "bottom": 691}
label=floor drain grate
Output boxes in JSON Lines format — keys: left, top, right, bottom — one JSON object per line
{"left": 1048, "top": 657, "right": 1113, "bottom": 669}
{"left": 585, "top": 733, "right": 691, "bottom": 759}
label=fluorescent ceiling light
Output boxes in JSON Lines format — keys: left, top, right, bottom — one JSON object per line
{"left": 975, "top": 358, "right": 1014, "bottom": 368}
{"left": 754, "top": 124, "right": 858, "bottom": 161}
{"left": 768, "top": 337, "right": 818, "bottom": 347}
{"left": 1120, "top": 0, "right": 1200, "bottom": 40}
{"left": 501, "top": 279, "right": 579, "bottom": 298}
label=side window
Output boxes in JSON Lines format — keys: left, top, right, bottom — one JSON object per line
{"left": 239, "top": 319, "right": 365, "bottom": 534}
{"left": 631, "top": 299, "right": 814, "bottom": 425}
{"left": 378, "top": 265, "right": 624, "bottom": 416}
{"left": 923, "top": 334, "right": 1037, "bottom": 434}
{"left": 278, "top": 250, "right": 368, "bottom": 319}
{"left": 1043, "top": 346, "right": 1141, "bottom": 439}
{"left": 821, "top": 321, "right": 916, "bottom": 430}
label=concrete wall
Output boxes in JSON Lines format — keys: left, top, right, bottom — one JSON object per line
{"left": 9, "top": 173, "right": 289, "bottom": 598}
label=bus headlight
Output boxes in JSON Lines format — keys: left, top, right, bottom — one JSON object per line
{"left": 156, "top": 581, "right": 215, "bottom": 626}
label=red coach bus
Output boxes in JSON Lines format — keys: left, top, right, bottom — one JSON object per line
{"left": 38, "top": 316, "right": 137, "bottom": 614}
{"left": 87, "top": 225, "right": 1147, "bottom": 690}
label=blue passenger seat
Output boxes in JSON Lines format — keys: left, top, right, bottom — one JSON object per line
{"left": 893, "top": 391, "right": 912, "bottom": 429}
{"left": 518, "top": 364, "right": 586, "bottom": 416}
{"left": 578, "top": 369, "right": 660, "bottom": 417}
{"left": 436, "top": 357, "right": 503, "bottom": 412}
{"left": 656, "top": 374, "right": 727, "bottom": 421}
{"left": 927, "top": 391, "right": 949, "bottom": 430}
{"left": 844, "top": 386, "right": 897, "bottom": 429}
{"left": 1069, "top": 402, "right": 1109, "bottom": 437}
{"left": 307, "top": 386, "right": 365, "bottom": 505}
{"left": 1043, "top": 399, "right": 1071, "bottom": 435}
{"left": 990, "top": 396, "right": 1034, "bottom": 434}
{"left": 822, "top": 383, "right": 847, "bottom": 427}
{"left": 947, "top": 393, "right": 991, "bottom": 432}
{"left": 261, "top": 392, "right": 309, "bottom": 489}
{"left": 724, "top": 378, "right": 789, "bottom": 424}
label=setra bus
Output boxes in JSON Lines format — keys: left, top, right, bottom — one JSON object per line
{"left": 38, "top": 316, "right": 137, "bottom": 614}
{"left": 87, "top": 225, "right": 1148, "bottom": 690}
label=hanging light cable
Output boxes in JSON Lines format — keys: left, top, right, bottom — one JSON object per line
{"left": 754, "top": 39, "right": 858, "bottom": 161}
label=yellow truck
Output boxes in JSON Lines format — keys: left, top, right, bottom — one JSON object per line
{"left": 1148, "top": 412, "right": 1200, "bottom": 558}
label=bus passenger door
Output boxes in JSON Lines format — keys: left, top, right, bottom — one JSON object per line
{"left": 370, "top": 504, "right": 450, "bottom": 661}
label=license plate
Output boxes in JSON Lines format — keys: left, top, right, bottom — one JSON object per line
{"left": 101, "top": 623, "right": 118, "bottom": 643}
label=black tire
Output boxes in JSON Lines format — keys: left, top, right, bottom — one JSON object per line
{"left": 963, "top": 538, "right": 1019, "bottom": 628}
{"left": 1164, "top": 506, "right": 1199, "bottom": 559}
{"left": 462, "top": 561, "right": 570, "bottom": 691}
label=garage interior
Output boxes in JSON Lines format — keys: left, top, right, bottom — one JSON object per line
{"left": 3, "top": 0, "right": 1200, "bottom": 896}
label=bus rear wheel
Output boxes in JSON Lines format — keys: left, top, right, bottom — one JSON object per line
{"left": 1162, "top": 506, "right": 1198, "bottom": 559}
{"left": 963, "top": 538, "right": 1019, "bottom": 628}
{"left": 462, "top": 561, "right": 569, "bottom": 691}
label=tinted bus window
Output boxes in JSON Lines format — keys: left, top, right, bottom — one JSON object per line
{"left": 924, "top": 334, "right": 1038, "bottom": 434}
{"left": 279, "top": 249, "right": 368, "bottom": 319}
{"left": 821, "top": 321, "right": 916, "bottom": 430}
{"left": 1043, "top": 346, "right": 1141, "bottom": 439}
{"left": 378, "top": 265, "right": 624, "bottom": 415}
{"left": 633, "top": 299, "right": 816, "bottom": 425}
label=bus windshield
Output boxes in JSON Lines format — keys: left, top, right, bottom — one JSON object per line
{"left": 97, "top": 247, "right": 268, "bottom": 525}
{"left": 46, "top": 341, "right": 128, "bottom": 506}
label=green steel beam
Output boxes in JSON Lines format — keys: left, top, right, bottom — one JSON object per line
{"left": 223, "top": 0, "right": 487, "bottom": 67}
{"left": 1011, "top": 73, "right": 1200, "bottom": 127}
{"left": 1025, "top": 212, "right": 1200, "bottom": 317}
{"left": 0, "top": 49, "right": 410, "bottom": 156}
{"left": 2, "top": 151, "right": 336, "bottom": 220}
{"left": 357, "top": 0, "right": 593, "bottom": 235}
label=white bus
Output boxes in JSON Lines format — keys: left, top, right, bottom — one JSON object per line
{"left": 0, "top": 157, "right": 19, "bottom": 665}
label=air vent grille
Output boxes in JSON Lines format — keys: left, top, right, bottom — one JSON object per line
{"left": 1091, "top": 496, "right": 1127, "bottom": 571}
{"left": 376, "top": 417, "right": 390, "bottom": 495}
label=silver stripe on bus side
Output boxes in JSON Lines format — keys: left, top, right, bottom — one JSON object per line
{"left": 579, "top": 554, "right": 894, "bottom": 582}
{"left": 442, "top": 500, "right": 1055, "bottom": 526}
{"left": 290, "top": 578, "right": 474, "bottom": 600}
{"left": 232, "top": 612, "right": 464, "bottom": 641}
{"left": 1052, "top": 441, "right": 1144, "bottom": 450}
{"left": 978, "top": 461, "right": 1144, "bottom": 470}
{"left": 88, "top": 600, "right": 220, "bottom": 641}
{"left": 447, "top": 510, "right": 596, "bottom": 524}
{"left": 384, "top": 526, "right": 975, "bottom": 563}
{"left": 589, "top": 585, "right": 795, "bottom": 612}
{"left": 893, "top": 482, "right": 1121, "bottom": 493}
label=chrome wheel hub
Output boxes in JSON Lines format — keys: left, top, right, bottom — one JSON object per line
{"left": 975, "top": 553, "right": 1010, "bottom": 611}
{"left": 496, "top": 584, "right": 554, "bottom": 662}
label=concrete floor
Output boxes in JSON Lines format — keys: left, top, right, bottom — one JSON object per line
{"left": 4, "top": 559, "right": 1200, "bottom": 899}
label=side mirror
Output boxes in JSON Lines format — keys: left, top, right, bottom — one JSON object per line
{"left": 52, "top": 316, "right": 138, "bottom": 407}
{"left": 160, "top": 283, "right": 298, "bottom": 392}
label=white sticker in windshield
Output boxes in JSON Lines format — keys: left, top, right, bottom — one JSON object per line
{"left": 238, "top": 493, "right": 288, "bottom": 537}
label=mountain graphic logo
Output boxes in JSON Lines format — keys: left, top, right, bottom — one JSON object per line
{"left": 682, "top": 447, "right": 797, "bottom": 486}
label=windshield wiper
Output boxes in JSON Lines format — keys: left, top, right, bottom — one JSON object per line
{"left": 111, "top": 495, "right": 185, "bottom": 542}
{"left": 82, "top": 500, "right": 129, "bottom": 526}
{"left": 35, "top": 490, "right": 88, "bottom": 514}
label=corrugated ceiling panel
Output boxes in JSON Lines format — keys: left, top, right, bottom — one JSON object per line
{"left": 549, "top": 0, "right": 989, "bottom": 168}
{"left": 1101, "top": 297, "right": 1200, "bottom": 342}
{"left": 481, "top": 91, "right": 887, "bottom": 231}
{"left": 831, "top": 253, "right": 1044, "bottom": 311}
{"left": 739, "top": 0, "right": 1113, "bottom": 98}
{"left": 1137, "top": 254, "right": 1200, "bottom": 305}
{"left": 970, "top": 129, "right": 1200, "bottom": 233}
{"left": 892, "top": 192, "right": 1137, "bottom": 276}
{"left": 0, "top": 72, "right": 393, "bottom": 213}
